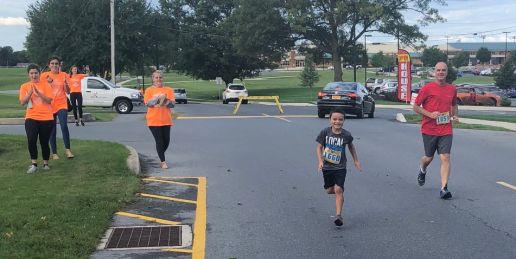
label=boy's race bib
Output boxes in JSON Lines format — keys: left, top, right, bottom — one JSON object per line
{"left": 323, "top": 147, "right": 342, "bottom": 164}
{"left": 436, "top": 112, "right": 450, "bottom": 125}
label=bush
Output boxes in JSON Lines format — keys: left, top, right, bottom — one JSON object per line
{"left": 384, "top": 91, "right": 399, "bottom": 102}
{"left": 500, "top": 96, "right": 512, "bottom": 107}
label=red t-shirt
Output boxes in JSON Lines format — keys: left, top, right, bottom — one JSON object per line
{"left": 414, "top": 81, "right": 457, "bottom": 136}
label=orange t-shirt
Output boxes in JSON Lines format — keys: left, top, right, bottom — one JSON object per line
{"left": 19, "top": 81, "right": 54, "bottom": 121}
{"left": 69, "top": 74, "right": 86, "bottom": 93}
{"left": 41, "top": 71, "right": 69, "bottom": 113}
{"left": 144, "top": 86, "right": 175, "bottom": 126}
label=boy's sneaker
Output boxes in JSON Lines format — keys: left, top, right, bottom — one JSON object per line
{"left": 80, "top": 120, "right": 85, "bottom": 126}
{"left": 334, "top": 215, "right": 343, "bottom": 226}
{"left": 440, "top": 185, "right": 452, "bottom": 200}
{"left": 27, "top": 165, "right": 38, "bottom": 174}
{"left": 417, "top": 168, "right": 426, "bottom": 186}
{"left": 75, "top": 120, "right": 80, "bottom": 126}
{"left": 42, "top": 164, "right": 50, "bottom": 170}
{"left": 52, "top": 154, "right": 60, "bottom": 160}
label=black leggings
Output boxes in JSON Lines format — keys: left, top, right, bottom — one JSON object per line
{"left": 25, "top": 119, "right": 54, "bottom": 160}
{"left": 70, "top": 92, "right": 83, "bottom": 120}
{"left": 149, "top": 126, "right": 171, "bottom": 162}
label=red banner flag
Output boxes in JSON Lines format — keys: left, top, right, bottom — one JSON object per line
{"left": 397, "top": 49, "right": 411, "bottom": 102}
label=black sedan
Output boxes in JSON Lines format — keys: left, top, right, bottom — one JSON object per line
{"left": 317, "top": 82, "right": 375, "bottom": 119}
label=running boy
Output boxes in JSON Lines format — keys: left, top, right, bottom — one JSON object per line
{"left": 316, "top": 109, "right": 362, "bottom": 226}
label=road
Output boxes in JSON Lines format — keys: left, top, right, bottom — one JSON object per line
{"left": 1, "top": 103, "right": 515, "bottom": 258}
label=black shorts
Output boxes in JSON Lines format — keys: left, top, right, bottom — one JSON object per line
{"left": 322, "top": 169, "right": 347, "bottom": 189}
{"left": 422, "top": 134, "right": 453, "bottom": 157}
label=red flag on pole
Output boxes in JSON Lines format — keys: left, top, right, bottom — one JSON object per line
{"left": 397, "top": 49, "right": 411, "bottom": 102}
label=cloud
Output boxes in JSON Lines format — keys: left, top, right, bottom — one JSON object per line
{"left": 0, "top": 17, "right": 29, "bottom": 26}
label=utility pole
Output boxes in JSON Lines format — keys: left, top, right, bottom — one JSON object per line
{"left": 445, "top": 35, "right": 450, "bottom": 62}
{"left": 364, "top": 35, "right": 371, "bottom": 84}
{"left": 110, "top": 0, "right": 115, "bottom": 84}
{"left": 503, "top": 31, "right": 509, "bottom": 63}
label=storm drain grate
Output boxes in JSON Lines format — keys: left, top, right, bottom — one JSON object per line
{"left": 105, "top": 226, "right": 181, "bottom": 249}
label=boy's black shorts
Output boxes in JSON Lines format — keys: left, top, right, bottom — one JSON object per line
{"left": 322, "top": 169, "right": 347, "bottom": 189}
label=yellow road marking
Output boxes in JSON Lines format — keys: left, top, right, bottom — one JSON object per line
{"left": 143, "top": 178, "right": 198, "bottom": 187}
{"left": 164, "top": 248, "right": 193, "bottom": 253}
{"left": 139, "top": 193, "right": 197, "bottom": 204}
{"left": 192, "top": 177, "right": 207, "bottom": 259}
{"left": 149, "top": 176, "right": 200, "bottom": 179}
{"left": 497, "top": 181, "right": 516, "bottom": 190}
{"left": 115, "top": 211, "right": 180, "bottom": 225}
{"left": 262, "top": 113, "right": 292, "bottom": 122}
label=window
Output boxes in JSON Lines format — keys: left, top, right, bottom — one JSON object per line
{"left": 324, "top": 82, "right": 357, "bottom": 91}
{"left": 88, "top": 79, "right": 107, "bottom": 90}
{"left": 228, "top": 85, "right": 245, "bottom": 90}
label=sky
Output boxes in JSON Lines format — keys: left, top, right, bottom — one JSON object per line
{"left": 1, "top": 0, "right": 516, "bottom": 51}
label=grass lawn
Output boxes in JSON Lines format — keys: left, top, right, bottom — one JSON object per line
{"left": 1, "top": 67, "right": 496, "bottom": 103}
{"left": 461, "top": 114, "right": 516, "bottom": 123}
{"left": 0, "top": 94, "right": 118, "bottom": 121}
{"left": 0, "top": 135, "right": 140, "bottom": 258}
{"left": 403, "top": 114, "right": 511, "bottom": 131}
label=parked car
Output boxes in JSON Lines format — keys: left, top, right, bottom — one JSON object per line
{"left": 316, "top": 82, "right": 375, "bottom": 119}
{"left": 480, "top": 68, "right": 493, "bottom": 76}
{"left": 365, "top": 77, "right": 384, "bottom": 91}
{"left": 456, "top": 85, "right": 500, "bottom": 106}
{"left": 508, "top": 89, "right": 516, "bottom": 98}
{"left": 81, "top": 76, "right": 143, "bottom": 114}
{"left": 345, "top": 64, "right": 362, "bottom": 69}
{"left": 174, "top": 88, "right": 188, "bottom": 104}
{"left": 327, "top": 66, "right": 334, "bottom": 70}
{"left": 378, "top": 81, "right": 398, "bottom": 94}
{"left": 372, "top": 80, "right": 396, "bottom": 94}
{"left": 222, "top": 83, "right": 248, "bottom": 104}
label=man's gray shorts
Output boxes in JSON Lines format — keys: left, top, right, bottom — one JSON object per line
{"left": 422, "top": 134, "right": 453, "bottom": 157}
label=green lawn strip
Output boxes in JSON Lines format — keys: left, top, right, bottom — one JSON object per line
{"left": 403, "top": 114, "right": 511, "bottom": 132}
{"left": 460, "top": 114, "right": 516, "bottom": 123}
{"left": 0, "top": 135, "right": 140, "bottom": 258}
{"left": 0, "top": 68, "right": 26, "bottom": 91}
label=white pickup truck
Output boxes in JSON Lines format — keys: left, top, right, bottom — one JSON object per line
{"left": 80, "top": 76, "right": 143, "bottom": 114}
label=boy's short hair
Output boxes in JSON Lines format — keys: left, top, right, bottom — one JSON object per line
{"left": 329, "top": 108, "right": 346, "bottom": 118}
{"left": 27, "top": 64, "right": 40, "bottom": 73}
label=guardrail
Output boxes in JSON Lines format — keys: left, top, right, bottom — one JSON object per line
{"left": 233, "top": 96, "right": 284, "bottom": 114}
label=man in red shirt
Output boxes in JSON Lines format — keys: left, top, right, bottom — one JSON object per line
{"left": 413, "top": 62, "right": 458, "bottom": 199}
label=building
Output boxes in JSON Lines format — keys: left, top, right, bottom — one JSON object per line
{"left": 441, "top": 42, "right": 516, "bottom": 66}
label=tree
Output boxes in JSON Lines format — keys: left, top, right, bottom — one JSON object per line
{"left": 495, "top": 60, "right": 515, "bottom": 89}
{"left": 0, "top": 46, "right": 14, "bottom": 66}
{"left": 299, "top": 55, "right": 320, "bottom": 88}
{"left": 161, "top": 0, "right": 292, "bottom": 85}
{"left": 446, "top": 66, "right": 457, "bottom": 84}
{"left": 26, "top": 0, "right": 152, "bottom": 77}
{"left": 371, "top": 51, "right": 394, "bottom": 68}
{"left": 286, "top": 0, "right": 444, "bottom": 81}
{"left": 421, "top": 47, "right": 447, "bottom": 67}
{"left": 476, "top": 47, "right": 491, "bottom": 64}
{"left": 452, "top": 51, "right": 469, "bottom": 68}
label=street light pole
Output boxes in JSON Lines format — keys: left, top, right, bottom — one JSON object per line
{"left": 364, "top": 35, "right": 371, "bottom": 84}
{"left": 110, "top": 0, "right": 115, "bottom": 84}
{"left": 503, "top": 31, "right": 509, "bottom": 62}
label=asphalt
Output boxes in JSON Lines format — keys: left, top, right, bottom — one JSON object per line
{"left": 1, "top": 103, "right": 516, "bottom": 258}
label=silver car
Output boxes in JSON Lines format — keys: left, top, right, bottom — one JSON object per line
{"left": 174, "top": 88, "right": 188, "bottom": 104}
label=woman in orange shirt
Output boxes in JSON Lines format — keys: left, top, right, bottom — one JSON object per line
{"left": 19, "top": 64, "right": 54, "bottom": 173}
{"left": 144, "top": 70, "right": 175, "bottom": 169}
{"left": 69, "top": 65, "right": 86, "bottom": 126}
{"left": 41, "top": 56, "right": 74, "bottom": 159}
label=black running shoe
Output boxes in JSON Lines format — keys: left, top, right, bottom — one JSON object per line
{"left": 334, "top": 215, "right": 343, "bottom": 226}
{"left": 440, "top": 186, "right": 452, "bottom": 200}
{"left": 417, "top": 169, "right": 426, "bottom": 186}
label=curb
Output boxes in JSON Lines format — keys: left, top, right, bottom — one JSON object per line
{"left": 0, "top": 113, "right": 94, "bottom": 125}
{"left": 125, "top": 145, "right": 141, "bottom": 175}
